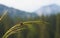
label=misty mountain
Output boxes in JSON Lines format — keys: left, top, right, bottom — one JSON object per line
{"left": 36, "top": 4, "right": 60, "bottom": 16}
{"left": 0, "top": 4, "right": 38, "bottom": 19}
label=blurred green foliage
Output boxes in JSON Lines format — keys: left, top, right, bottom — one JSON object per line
{"left": 0, "top": 11, "right": 60, "bottom": 38}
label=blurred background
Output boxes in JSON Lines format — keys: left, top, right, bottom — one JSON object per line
{"left": 0, "top": 0, "right": 60, "bottom": 38}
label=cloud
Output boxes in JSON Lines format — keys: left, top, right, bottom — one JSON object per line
{"left": 0, "top": 0, "right": 60, "bottom": 12}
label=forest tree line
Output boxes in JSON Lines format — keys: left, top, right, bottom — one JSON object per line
{"left": 0, "top": 12, "right": 60, "bottom": 38}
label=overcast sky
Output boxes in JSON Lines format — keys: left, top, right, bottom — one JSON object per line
{"left": 0, "top": 0, "right": 60, "bottom": 12}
